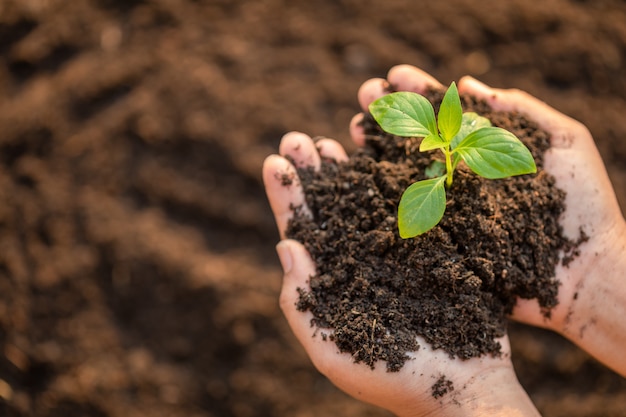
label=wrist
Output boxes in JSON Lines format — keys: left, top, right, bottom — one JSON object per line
{"left": 397, "top": 365, "right": 539, "bottom": 417}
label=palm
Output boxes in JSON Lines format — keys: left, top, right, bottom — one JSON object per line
{"left": 513, "top": 130, "right": 621, "bottom": 329}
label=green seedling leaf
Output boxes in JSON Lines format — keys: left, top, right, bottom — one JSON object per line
{"left": 369, "top": 79, "right": 538, "bottom": 239}
{"left": 437, "top": 82, "right": 462, "bottom": 142}
{"left": 450, "top": 112, "right": 492, "bottom": 150}
{"left": 398, "top": 176, "right": 446, "bottom": 238}
{"left": 419, "top": 133, "right": 446, "bottom": 152}
{"left": 369, "top": 92, "right": 437, "bottom": 138}
{"left": 425, "top": 160, "right": 446, "bottom": 178}
{"left": 454, "top": 127, "right": 537, "bottom": 179}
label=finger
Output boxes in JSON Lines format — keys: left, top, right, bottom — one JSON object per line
{"left": 357, "top": 77, "right": 388, "bottom": 112}
{"left": 457, "top": 76, "right": 590, "bottom": 150}
{"left": 279, "top": 131, "right": 321, "bottom": 170}
{"left": 349, "top": 113, "right": 367, "bottom": 147}
{"left": 276, "top": 239, "right": 338, "bottom": 367}
{"left": 276, "top": 240, "right": 359, "bottom": 381}
{"left": 387, "top": 64, "right": 444, "bottom": 93}
{"left": 510, "top": 298, "right": 551, "bottom": 329}
{"left": 262, "top": 155, "right": 309, "bottom": 239}
{"left": 353, "top": 66, "right": 444, "bottom": 148}
{"left": 315, "top": 138, "right": 349, "bottom": 162}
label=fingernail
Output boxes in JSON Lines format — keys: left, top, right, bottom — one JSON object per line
{"left": 464, "top": 76, "right": 491, "bottom": 93}
{"left": 276, "top": 241, "right": 293, "bottom": 274}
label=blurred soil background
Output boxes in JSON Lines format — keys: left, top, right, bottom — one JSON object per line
{"left": 1, "top": 0, "right": 626, "bottom": 416}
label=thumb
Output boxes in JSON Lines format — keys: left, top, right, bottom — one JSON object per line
{"left": 276, "top": 239, "right": 319, "bottom": 345}
{"left": 275, "top": 239, "right": 351, "bottom": 378}
{"left": 458, "top": 75, "right": 590, "bottom": 149}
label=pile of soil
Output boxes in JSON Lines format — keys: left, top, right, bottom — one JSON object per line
{"left": 1, "top": 0, "right": 626, "bottom": 416}
{"left": 288, "top": 91, "right": 574, "bottom": 371}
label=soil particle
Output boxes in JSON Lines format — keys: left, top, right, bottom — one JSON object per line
{"left": 431, "top": 375, "right": 455, "bottom": 399}
{"left": 287, "top": 91, "right": 577, "bottom": 371}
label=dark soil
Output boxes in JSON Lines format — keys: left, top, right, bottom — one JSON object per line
{"left": 431, "top": 375, "right": 454, "bottom": 399}
{"left": 2, "top": 0, "right": 626, "bottom": 416}
{"left": 288, "top": 91, "right": 573, "bottom": 371}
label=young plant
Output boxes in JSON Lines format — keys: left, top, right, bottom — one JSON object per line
{"left": 369, "top": 82, "right": 537, "bottom": 238}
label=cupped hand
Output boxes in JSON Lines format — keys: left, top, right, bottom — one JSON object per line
{"left": 353, "top": 65, "right": 626, "bottom": 377}
{"left": 263, "top": 131, "right": 538, "bottom": 416}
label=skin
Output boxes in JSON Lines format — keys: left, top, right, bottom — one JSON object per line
{"left": 263, "top": 65, "right": 626, "bottom": 416}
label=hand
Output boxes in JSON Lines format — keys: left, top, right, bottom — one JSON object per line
{"left": 352, "top": 65, "right": 626, "bottom": 377}
{"left": 263, "top": 134, "right": 539, "bottom": 415}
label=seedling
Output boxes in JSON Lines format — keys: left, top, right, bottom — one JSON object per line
{"left": 369, "top": 82, "right": 536, "bottom": 238}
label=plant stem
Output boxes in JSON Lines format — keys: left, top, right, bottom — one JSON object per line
{"left": 444, "top": 146, "right": 453, "bottom": 187}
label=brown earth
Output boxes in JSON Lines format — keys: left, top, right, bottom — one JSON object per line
{"left": 1, "top": 0, "right": 626, "bottom": 416}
